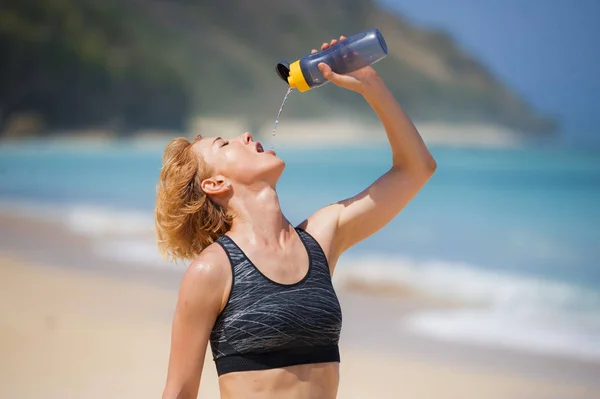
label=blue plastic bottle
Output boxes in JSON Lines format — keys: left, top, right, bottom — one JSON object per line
{"left": 276, "top": 28, "right": 388, "bottom": 92}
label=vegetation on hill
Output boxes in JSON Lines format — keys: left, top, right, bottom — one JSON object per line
{"left": 0, "top": 0, "right": 557, "bottom": 137}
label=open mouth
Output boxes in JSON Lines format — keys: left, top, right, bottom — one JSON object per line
{"left": 255, "top": 141, "right": 276, "bottom": 155}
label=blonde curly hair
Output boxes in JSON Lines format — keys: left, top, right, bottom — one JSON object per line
{"left": 155, "top": 135, "right": 232, "bottom": 261}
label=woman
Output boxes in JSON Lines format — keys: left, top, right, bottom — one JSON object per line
{"left": 157, "top": 36, "right": 436, "bottom": 399}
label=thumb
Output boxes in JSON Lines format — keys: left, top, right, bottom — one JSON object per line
{"left": 318, "top": 63, "right": 340, "bottom": 83}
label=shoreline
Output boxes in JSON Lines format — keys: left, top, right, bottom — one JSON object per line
{"left": 2, "top": 203, "right": 600, "bottom": 368}
{"left": 0, "top": 121, "right": 531, "bottom": 150}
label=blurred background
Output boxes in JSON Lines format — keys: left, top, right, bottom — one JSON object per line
{"left": 1, "top": 1, "right": 599, "bottom": 398}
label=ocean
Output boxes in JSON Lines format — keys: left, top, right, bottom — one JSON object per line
{"left": 1, "top": 139, "right": 599, "bottom": 361}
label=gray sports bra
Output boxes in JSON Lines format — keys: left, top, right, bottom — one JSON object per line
{"left": 210, "top": 227, "right": 343, "bottom": 375}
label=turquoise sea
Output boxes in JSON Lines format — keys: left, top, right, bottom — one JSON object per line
{"left": 1, "top": 140, "right": 599, "bottom": 360}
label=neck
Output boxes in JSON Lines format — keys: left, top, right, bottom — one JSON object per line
{"left": 227, "top": 184, "right": 292, "bottom": 246}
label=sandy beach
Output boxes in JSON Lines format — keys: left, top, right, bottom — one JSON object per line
{"left": 1, "top": 234, "right": 599, "bottom": 399}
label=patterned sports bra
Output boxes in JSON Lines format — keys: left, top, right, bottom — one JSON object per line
{"left": 210, "top": 227, "right": 343, "bottom": 376}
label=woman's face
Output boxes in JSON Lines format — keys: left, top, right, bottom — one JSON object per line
{"left": 192, "top": 132, "right": 285, "bottom": 190}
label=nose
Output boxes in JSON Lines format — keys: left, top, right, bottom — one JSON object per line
{"left": 242, "top": 132, "right": 253, "bottom": 144}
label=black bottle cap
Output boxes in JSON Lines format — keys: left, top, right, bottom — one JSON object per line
{"left": 275, "top": 61, "right": 290, "bottom": 85}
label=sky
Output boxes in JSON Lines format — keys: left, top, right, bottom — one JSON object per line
{"left": 376, "top": 0, "right": 600, "bottom": 144}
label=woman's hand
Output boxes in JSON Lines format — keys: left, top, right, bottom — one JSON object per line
{"left": 312, "top": 36, "right": 383, "bottom": 96}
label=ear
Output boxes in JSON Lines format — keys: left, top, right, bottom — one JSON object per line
{"left": 201, "top": 175, "right": 230, "bottom": 196}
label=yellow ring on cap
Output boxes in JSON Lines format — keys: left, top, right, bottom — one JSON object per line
{"left": 287, "top": 60, "right": 310, "bottom": 92}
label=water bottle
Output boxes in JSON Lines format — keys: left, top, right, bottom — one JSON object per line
{"left": 276, "top": 28, "right": 388, "bottom": 92}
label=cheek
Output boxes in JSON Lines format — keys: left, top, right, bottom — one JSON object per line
{"left": 222, "top": 149, "right": 254, "bottom": 176}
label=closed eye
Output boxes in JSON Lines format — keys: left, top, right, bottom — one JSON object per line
{"left": 221, "top": 140, "right": 229, "bottom": 147}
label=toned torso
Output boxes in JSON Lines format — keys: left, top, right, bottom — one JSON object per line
{"left": 218, "top": 363, "right": 339, "bottom": 399}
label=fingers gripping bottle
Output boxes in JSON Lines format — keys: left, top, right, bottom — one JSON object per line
{"left": 276, "top": 28, "right": 388, "bottom": 92}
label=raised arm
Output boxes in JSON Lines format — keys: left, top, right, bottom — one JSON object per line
{"left": 162, "top": 248, "right": 228, "bottom": 399}
{"left": 300, "top": 37, "right": 436, "bottom": 269}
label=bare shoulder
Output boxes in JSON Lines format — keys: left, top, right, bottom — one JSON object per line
{"left": 296, "top": 203, "right": 344, "bottom": 271}
{"left": 177, "top": 241, "right": 231, "bottom": 313}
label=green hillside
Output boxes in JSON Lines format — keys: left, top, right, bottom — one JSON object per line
{"left": 0, "top": 0, "right": 557, "bottom": 137}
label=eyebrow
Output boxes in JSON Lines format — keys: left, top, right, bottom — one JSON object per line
{"left": 212, "top": 137, "right": 222, "bottom": 146}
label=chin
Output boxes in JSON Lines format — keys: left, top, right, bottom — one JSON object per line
{"left": 267, "top": 159, "right": 286, "bottom": 184}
